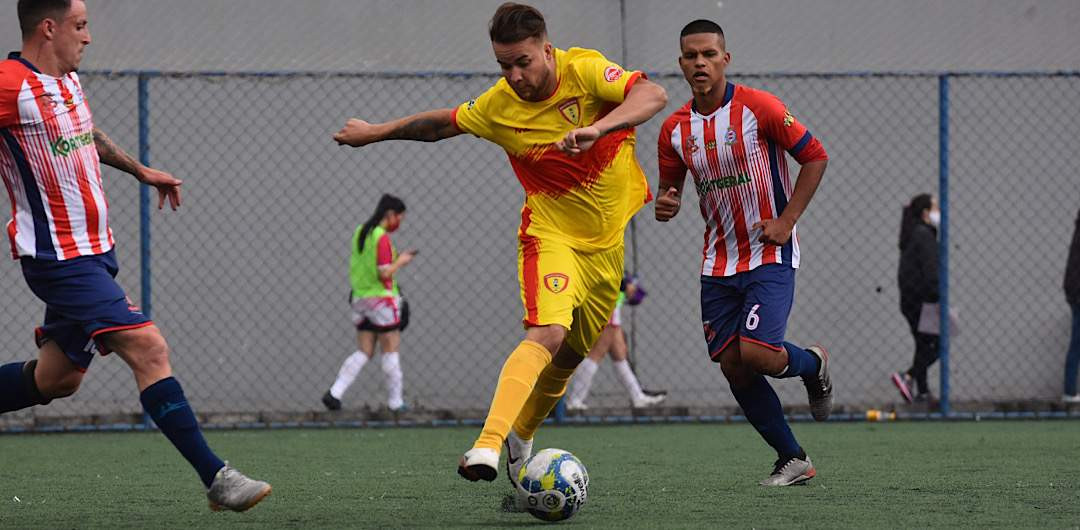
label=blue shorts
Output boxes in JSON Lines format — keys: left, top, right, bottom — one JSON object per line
{"left": 700, "top": 264, "right": 795, "bottom": 362}
{"left": 20, "top": 250, "right": 153, "bottom": 371}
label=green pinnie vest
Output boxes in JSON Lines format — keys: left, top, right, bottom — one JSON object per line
{"left": 350, "top": 225, "right": 398, "bottom": 299}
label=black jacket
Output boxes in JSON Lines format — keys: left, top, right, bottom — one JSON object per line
{"left": 1066, "top": 210, "right": 1080, "bottom": 305}
{"left": 898, "top": 222, "right": 939, "bottom": 306}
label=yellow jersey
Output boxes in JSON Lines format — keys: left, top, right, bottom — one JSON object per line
{"left": 452, "top": 47, "right": 652, "bottom": 252}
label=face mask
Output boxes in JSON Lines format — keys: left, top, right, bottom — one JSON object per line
{"left": 386, "top": 217, "right": 400, "bottom": 232}
{"left": 928, "top": 210, "right": 941, "bottom": 228}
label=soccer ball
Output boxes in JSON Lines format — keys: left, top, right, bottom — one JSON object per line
{"left": 515, "top": 448, "right": 589, "bottom": 522}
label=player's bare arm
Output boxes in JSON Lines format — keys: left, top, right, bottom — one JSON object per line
{"left": 93, "top": 128, "right": 182, "bottom": 210}
{"left": 334, "top": 108, "right": 463, "bottom": 147}
{"left": 652, "top": 173, "right": 686, "bottom": 222}
{"left": 752, "top": 159, "right": 827, "bottom": 245}
{"left": 557, "top": 79, "right": 668, "bottom": 155}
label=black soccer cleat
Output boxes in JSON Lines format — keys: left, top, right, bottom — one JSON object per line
{"left": 321, "top": 391, "right": 342, "bottom": 411}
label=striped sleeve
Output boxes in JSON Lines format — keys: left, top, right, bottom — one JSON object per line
{"left": 751, "top": 90, "right": 827, "bottom": 164}
{"left": 657, "top": 114, "right": 687, "bottom": 188}
{"left": 0, "top": 65, "right": 21, "bottom": 128}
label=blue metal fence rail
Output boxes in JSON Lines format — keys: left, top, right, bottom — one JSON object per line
{"left": 938, "top": 75, "right": 951, "bottom": 416}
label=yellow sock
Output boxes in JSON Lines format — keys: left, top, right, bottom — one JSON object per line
{"left": 512, "top": 362, "right": 576, "bottom": 441}
{"left": 473, "top": 340, "right": 552, "bottom": 450}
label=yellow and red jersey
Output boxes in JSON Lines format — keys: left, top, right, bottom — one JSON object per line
{"left": 452, "top": 47, "right": 652, "bottom": 252}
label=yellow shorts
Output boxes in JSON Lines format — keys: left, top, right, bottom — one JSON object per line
{"left": 518, "top": 237, "right": 624, "bottom": 356}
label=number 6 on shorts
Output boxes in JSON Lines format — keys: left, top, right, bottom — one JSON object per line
{"left": 745, "top": 304, "right": 761, "bottom": 331}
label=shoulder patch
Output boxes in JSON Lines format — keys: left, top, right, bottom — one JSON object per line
{"left": 603, "top": 65, "right": 624, "bottom": 83}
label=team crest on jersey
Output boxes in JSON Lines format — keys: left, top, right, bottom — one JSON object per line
{"left": 783, "top": 111, "right": 795, "bottom": 127}
{"left": 543, "top": 273, "right": 570, "bottom": 293}
{"left": 686, "top": 135, "right": 699, "bottom": 154}
{"left": 603, "top": 65, "right": 624, "bottom": 82}
{"left": 467, "top": 99, "right": 477, "bottom": 110}
{"left": 724, "top": 126, "right": 737, "bottom": 145}
{"left": 557, "top": 98, "right": 581, "bottom": 125}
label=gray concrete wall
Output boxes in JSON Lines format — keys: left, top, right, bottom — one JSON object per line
{"left": 3, "top": 0, "right": 1079, "bottom": 73}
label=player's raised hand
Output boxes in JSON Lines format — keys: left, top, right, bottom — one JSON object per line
{"left": 137, "top": 166, "right": 182, "bottom": 210}
{"left": 654, "top": 187, "right": 681, "bottom": 222}
{"left": 556, "top": 125, "right": 601, "bottom": 155}
{"left": 334, "top": 118, "right": 380, "bottom": 147}
{"left": 752, "top": 217, "right": 795, "bottom": 246}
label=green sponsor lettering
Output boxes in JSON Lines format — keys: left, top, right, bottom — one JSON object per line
{"left": 49, "top": 131, "right": 93, "bottom": 157}
{"left": 695, "top": 173, "right": 752, "bottom": 195}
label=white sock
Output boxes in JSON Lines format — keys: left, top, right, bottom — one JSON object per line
{"left": 381, "top": 352, "right": 404, "bottom": 409}
{"left": 613, "top": 360, "right": 645, "bottom": 401}
{"left": 330, "top": 351, "right": 368, "bottom": 399}
{"left": 568, "top": 358, "right": 599, "bottom": 405}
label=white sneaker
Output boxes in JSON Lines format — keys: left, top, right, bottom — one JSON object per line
{"left": 503, "top": 430, "right": 534, "bottom": 512}
{"left": 759, "top": 455, "right": 816, "bottom": 486}
{"left": 631, "top": 393, "right": 667, "bottom": 408}
{"left": 1063, "top": 394, "right": 1080, "bottom": 404}
{"left": 206, "top": 462, "right": 272, "bottom": 512}
{"left": 504, "top": 430, "right": 534, "bottom": 487}
{"left": 566, "top": 400, "right": 588, "bottom": 411}
{"left": 457, "top": 447, "right": 499, "bottom": 482}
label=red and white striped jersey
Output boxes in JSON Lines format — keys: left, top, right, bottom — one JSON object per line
{"left": 658, "top": 82, "right": 827, "bottom": 277}
{"left": 0, "top": 52, "right": 112, "bottom": 261}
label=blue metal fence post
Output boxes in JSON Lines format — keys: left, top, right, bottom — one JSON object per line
{"left": 937, "top": 74, "right": 951, "bottom": 416}
{"left": 138, "top": 74, "right": 153, "bottom": 428}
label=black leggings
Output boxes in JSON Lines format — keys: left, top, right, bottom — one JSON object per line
{"left": 901, "top": 304, "right": 940, "bottom": 395}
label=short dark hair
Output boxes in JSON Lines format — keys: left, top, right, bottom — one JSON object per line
{"left": 680, "top": 19, "right": 725, "bottom": 41}
{"left": 489, "top": 2, "right": 547, "bottom": 44}
{"left": 18, "top": 0, "right": 72, "bottom": 38}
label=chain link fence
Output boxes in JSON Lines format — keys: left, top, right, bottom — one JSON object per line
{"left": 2, "top": 70, "right": 1078, "bottom": 430}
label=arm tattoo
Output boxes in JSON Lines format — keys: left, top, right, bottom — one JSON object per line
{"left": 387, "top": 117, "right": 450, "bottom": 142}
{"left": 93, "top": 128, "right": 141, "bottom": 177}
{"left": 600, "top": 122, "right": 632, "bottom": 137}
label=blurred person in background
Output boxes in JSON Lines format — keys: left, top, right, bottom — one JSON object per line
{"left": 891, "top": 193, "right": 940, "bottom": 404}
{"left": 565, "top": 272, "right": 666, "bottom": 410}
{"left": 323, "top": 194, "right": 415, "bottom": 412}
{"left": 1062, "top": 208, "right": 1080, "bottom": 403}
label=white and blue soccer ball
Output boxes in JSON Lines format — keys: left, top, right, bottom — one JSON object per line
{"left": 515, "top": 448, "right": 589, "bottom": 522}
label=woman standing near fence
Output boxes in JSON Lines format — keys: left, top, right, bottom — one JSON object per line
{"left": 323, "top": 194, "right": 415, "bottom": 412}
{"left": 891, "top": 194, "right": 940, "bottom": 404}
{"left": 1062, "top": 208, "right": 1080, "bottom": 403}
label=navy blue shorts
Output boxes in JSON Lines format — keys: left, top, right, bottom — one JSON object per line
{"left": 700, "top": 264, "right": 796, "bottom": 362}
{"left": 20, "top": 250, "right": 152, "bottom": 371}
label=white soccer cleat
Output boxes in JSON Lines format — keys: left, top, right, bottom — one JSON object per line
{"left": 1063, "top": 394, "right": 1080, "bottom": 404}
{"left": 759, "top": 455, "right": 816, "bottom": 486}
{"left": 632, "top": 393, "right": 667, "bottom": 408}
{"left": 457, "top": 447, "right": 499, "bottom": 482}
{"left": 504, "top": 430, "right": 534, "bottom": 487}
{"left": 502, "top": 430, "right": 535, "bottom": 512}
{"left": 206, "top": 462, "right": 272, "bottom": 512}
